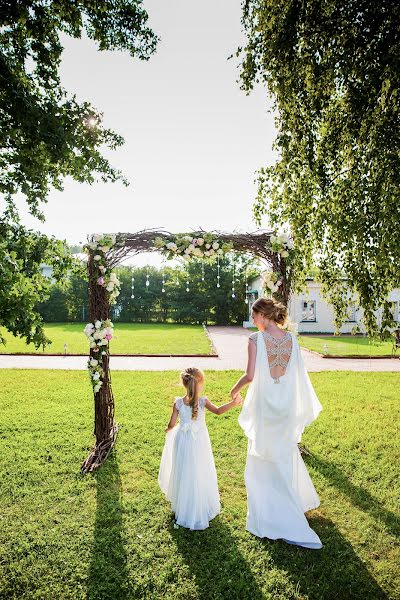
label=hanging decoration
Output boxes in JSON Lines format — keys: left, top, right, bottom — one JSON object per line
{"left": 231, "top": 255, "right": 236, "bottom": 299}
{"left": 131, "top": 268, "right": 135, "bottom": 299}
{"left": 146, "top": 266, "right": 150, "bottom": 288}
{"left": 245, "top": 264, "right": 249, "bottom": 305}
{"left": 216, "top": 255, "right": 221, "bottom": 288}
{"left": 162, "top": 260, "right": 166, "bottom": 293}
{"left": 201, "top": 261, "right": 205, "bottom": 282}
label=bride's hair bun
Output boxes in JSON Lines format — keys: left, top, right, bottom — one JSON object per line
{"left": 251, "top": 297, "right": 288, "bottom": 326}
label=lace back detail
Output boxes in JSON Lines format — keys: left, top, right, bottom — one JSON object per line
{"left": 263, "top": 331, "right": 292, "bottom": 382}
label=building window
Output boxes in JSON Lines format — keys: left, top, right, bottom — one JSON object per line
{"left": 301, "top": 300, "right": 316, "bottom": 322}
{"left": 345, "top": 304, "right": 357, "bottom": 322}
{"left": 391, "top": 301, "right": 399, "bottom": 322}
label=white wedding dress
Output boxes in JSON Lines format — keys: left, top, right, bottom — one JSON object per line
{"left": 158, "top": 396, "right": 220, "bottom": 530}
{"left": 238, "top": 331, "right": 323, "bottom": 549}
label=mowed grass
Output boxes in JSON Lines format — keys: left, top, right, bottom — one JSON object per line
{"left": 299, "top": 335, "right": 395, "bottom": 357}
{"left": 0, "top": 370, "right": 399, "bottom": 599}
{"left": 0, "top": 323, "right": 213, "bottom": 355}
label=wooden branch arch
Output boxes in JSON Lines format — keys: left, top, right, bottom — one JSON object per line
{"left": 81, "top": 229, "right": 292, "bottom": 473}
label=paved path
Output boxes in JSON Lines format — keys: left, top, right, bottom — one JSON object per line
{"left": 0, "top": 326, "right": 399, "bottom": 372}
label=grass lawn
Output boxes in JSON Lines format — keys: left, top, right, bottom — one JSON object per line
{"left": 299, "top": 335, "right": 395, "bottom": 357}
{"left": 0, "top": 370, "right": 398, "bottom": 599}
{"left": 0, "top": 323, "right": 213, "bottom": 356}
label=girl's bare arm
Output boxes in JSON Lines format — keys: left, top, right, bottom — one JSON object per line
{"left": 205, "top": 395, "right": 242, "bottom": 416}
{"left": 165, "top": 404, "right": 179, "bottom": 432}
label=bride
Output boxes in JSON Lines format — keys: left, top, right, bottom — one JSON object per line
{"left": 230, "top": 297, "right": 323, "bottom": 549}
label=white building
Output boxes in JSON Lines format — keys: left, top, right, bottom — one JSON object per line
{"left": 244, "top": 275, "right": 400, "bottom": 333}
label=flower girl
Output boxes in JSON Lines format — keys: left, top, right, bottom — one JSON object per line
{"left": 158, "top": 367, "right": 242, "bottom": 530}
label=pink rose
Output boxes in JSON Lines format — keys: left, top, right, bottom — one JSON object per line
{"left": 97, "top": 277, "right": 105, "bottom": 286}
{"left": 105, "top": 333, "right": 113, "bottom": 341}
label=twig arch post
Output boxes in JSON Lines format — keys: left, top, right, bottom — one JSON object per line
{"left": 81, "top": 229, "right": 293, "bottom": 473}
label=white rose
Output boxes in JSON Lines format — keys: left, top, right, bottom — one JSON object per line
{"left": 90, "top": 359, "right": 98, "bottom": 367}
{"left": 188, "top": 244, "right": 195, "bottom": 253}
{"left": 95, "top": 320, "right": 102, "bottom": 329}
{"left": 266, "top": 281, "right": 274, "bottom": 290}
{"left": 92, "top": 372, "right": 100, "bottom": 381}
{"left": 217, "top": 249, "right": 223, "bottom": 255}
{"left": 94, "top": 255, "right": 102, "bottom": 261}
{"left": 212, "top": 242, "right": 219, "bottom": 250}
{"left": 98, "top": 265, "right": 106, "bottom": 274}
{"left": 106, "top": 283, "right": 114, "bottom": 291}
{"left": 197, "top": 238, "right": 204, "bottom": 246}
{"left": 204, "top": 250, "right": 210, "bottom": 256}
{"left": 194, "top": 248, "right": 203, "bottom": 257}
{"left": 93, "top": 331, "right": 102, "bottom": 340}
{"left": 84, "top": 323, "right": 95, "bottom": 336}
{"left": 209, "top": 249, "right": 215, "bottom": 256}
{"left": 89, "top": 242, "right": 97, "bottom": 250}
{"left": 270, "top": 235, "right": 276, "bottom": 243}
{"left": 205, "top": 243, "right": 211, "bottom": 249}
{"left": 90, "top": 341, "right": 97, "bottom": 348}
{"left": 109, "top": 272, "right": 118, "bottom": 282}
{"left": 93, "top": 234, "right": 103, "bottom": 242}
{"left": 100, "top": 339, "right": 109, "bottom": 346}
{"left": 280, "top": 250, "right": 289, "bottom": 258}
{"left": 93, "top": 382, "right": 102, "bottom": 393}
{"left": 87, "top": 335, "right": 95, "bottom": 343}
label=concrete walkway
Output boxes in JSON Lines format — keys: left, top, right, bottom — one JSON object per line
{"left": 0, "top": 326, "right": 399, "bottom": 372}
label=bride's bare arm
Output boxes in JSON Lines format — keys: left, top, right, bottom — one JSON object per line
{"left": 230, "top": 338, "right": 256, "bottom": 399}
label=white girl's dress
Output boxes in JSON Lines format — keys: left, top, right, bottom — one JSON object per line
{"left": 238, "top": 331, "right": 323, "bottom": 549}
{"left": 158, "top": 396, "right": 220, "bottom": 530}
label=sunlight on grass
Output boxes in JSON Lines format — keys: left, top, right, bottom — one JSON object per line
{"left": 0, "top": 323, "right": 212, "bottom": 356}
{"left": 0, "top": 370, "right": 398, "bottom": 599}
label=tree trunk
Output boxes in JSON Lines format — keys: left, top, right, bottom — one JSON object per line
{"left": 81, "top": 253, "right": 118, "bottom": 473}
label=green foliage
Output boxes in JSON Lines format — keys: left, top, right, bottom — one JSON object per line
{"left": 0, "top": 218, "right": 75, "bottom": 348}
{"left": 240, "top": 0, "right": 400, "bottom": 336}
{"left": 114, "top": 255, "right": 259, "bottom": 325}
{"left": 0, "top": 0, "right": 158, "bottom": 218}
{"left": 0, "top": 1, "right": 158, "bottom": 346}
{"left": 0, "top": 370, "right": 398, "bottom": 598}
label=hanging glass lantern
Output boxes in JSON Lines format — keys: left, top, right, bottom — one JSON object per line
{"left": 146, "top": 266, "right": 150, "bottom": 287}
{"left": 245, "top": 264, "right": 249, "bottom": 304}
{"left": 131, "top": 269, "right": 135, "bottom": 299}
{"left": 201, "top": 261, "right": 205, "bottom": 282}
{"left": 162, "top": 261, "right": 166, "bottom": 293}
{"left": 216, "top": 255, "right": 220, "bottom": 288}
{"left": 231, "top": 255, "right": 236, "bottom": 299}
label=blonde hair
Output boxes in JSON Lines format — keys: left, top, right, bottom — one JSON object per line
{"left": 180, "top": 367, "right": 204, "bottom": 420}
{"left": 252, "top": 297, "right": 288, "bottom": 326}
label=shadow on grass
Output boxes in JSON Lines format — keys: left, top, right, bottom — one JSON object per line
{"left": 309, "top": 453, "right": 400, "bottom": 539}
{"left": 87, "top": 452, "right": 131, "bottom": 600}
{"left": 262, "top": 512, "right": 389, "bottom": 600}
{"left": 172, "top": 516, "right": 264, "bottom": 600}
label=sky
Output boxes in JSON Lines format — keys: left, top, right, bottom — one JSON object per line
{"left": 17, "top": 0, "right": 277, "bottom": 267}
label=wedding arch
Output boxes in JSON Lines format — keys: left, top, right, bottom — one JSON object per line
{"left": 81, "top": 228, "right": 294, "bottom": 473}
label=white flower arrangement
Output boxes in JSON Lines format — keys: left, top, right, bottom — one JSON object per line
{"left": 83, "top": 234, "right": 121, "bottom": 305}
{"left": 153, "top": 233, "right": 233, "bottom": 260}
{"left": 261, "top": 270, "right": 283, "bottom": 294}
{"left": 84, "top": 319, "right": 114, "bottom": 394}
{"left": 269, "top": 232, "right": 294, "bottom": 257}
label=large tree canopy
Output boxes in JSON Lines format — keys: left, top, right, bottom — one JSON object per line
{"left": 239, "top": 0, "right": 400, "bottom": 335}
{"left": 0, "top": 0, "right": 158, "bottom": 219}
{"left": 0, "top": 0, "right": 158, "bottom": 346}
